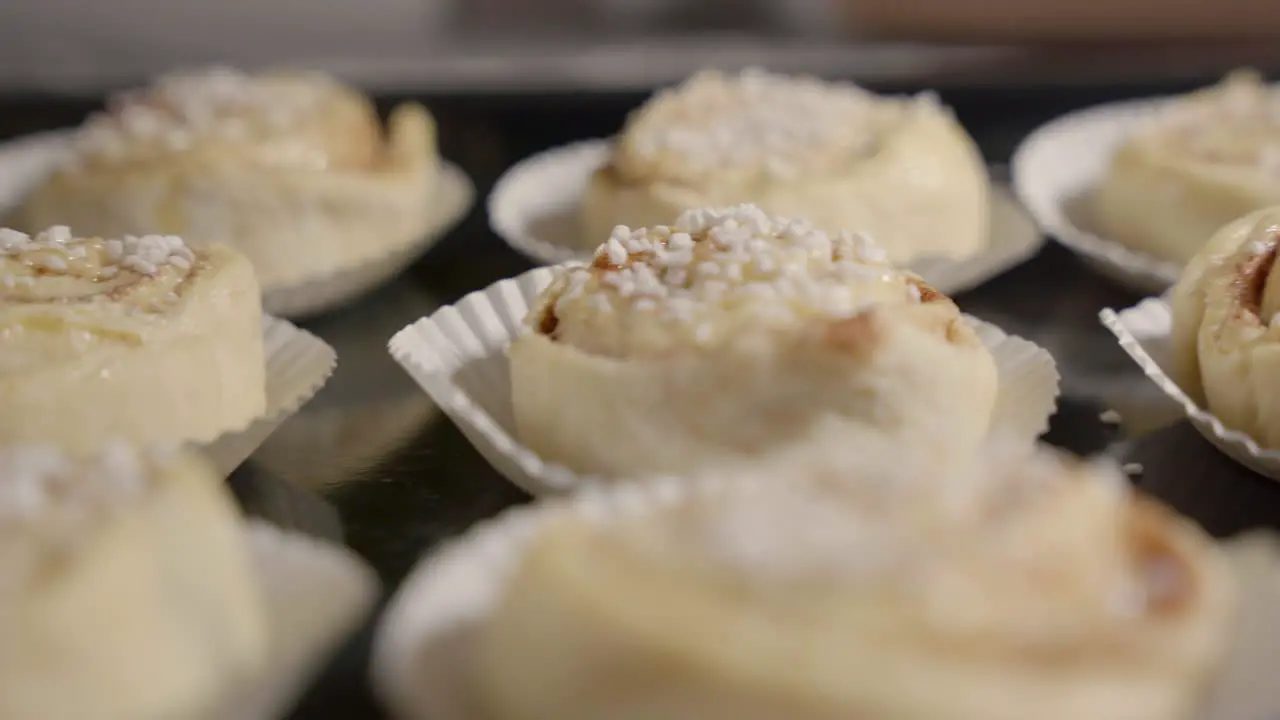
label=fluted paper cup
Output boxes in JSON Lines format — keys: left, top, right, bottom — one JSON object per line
{"left": 0, "top": 131, "right": 68, "bottom": 217}
{"left": 202, "top": 316, "right": 337, "bottom": 476}
{"left": 1012, "top": 97, "right": 1184, "bottom": 293}
{"left": 370, "top": 473, "right": 1280, "bottom": 720}
{"left": 388, "top": 265, "right": 1061, "bottom": 496}
{"left": 1101, "top": 297, "right": 1280, "bottom": 480}
{"left": 488, "top": 139, "right": 1045, "bottom": 296}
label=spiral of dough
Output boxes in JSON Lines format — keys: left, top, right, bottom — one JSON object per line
{"left": 582, "top": 68, "right": 989, "bottom": 263}
{"left": 474, "top": 441, "right": 1233, "bottom": 720}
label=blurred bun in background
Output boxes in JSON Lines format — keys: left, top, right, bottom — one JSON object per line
{"left": 843, "top": 0, "right": 1280, "bottom": 41}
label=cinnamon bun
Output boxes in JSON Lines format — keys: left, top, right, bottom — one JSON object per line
{"left": 1096, "top": 70, "right": 1280, "bottom": 266}
{"left": 1170, "top": 206, "right": 1280, "bottom": 448}
{"left": 582, "top": 68, "right": 989, "bottom": 264}
{"left": 510, "top": 204, "right": 998, "bottom": 478}
{"left": 0, "top": 226, "right": 264, "bottom": 451}
{"left": 474, "top": 441, "right": 1234, "bottom": 720}
{"left": 14, "top": 67, "right": 438, "bottom": 290}
{"left": 0, "top": 443, "right": 265, "bottom": 720}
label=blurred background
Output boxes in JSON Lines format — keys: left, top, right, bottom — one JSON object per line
{"left": 3, "top": 0, "right": 1280, "bottom": 95}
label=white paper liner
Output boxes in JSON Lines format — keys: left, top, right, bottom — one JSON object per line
{"left": 370, "top": 474, "right": 1280, "bottom": 720}
{"left": 0, "top": 131, "right": 70, "bottom": 216}
{"left": 1011, "top": 96, "right": 1185, "bottom": 294}
{"left": 261, "top": 161, "right": 474, "bottom": 319}
{"left": 1100, "top": 298, "right": 1280, "bottom": 480}
{"left": 388, "top": 265, "right": 1061, "bottom": 496}
{"left": 213, "top": 521, "right": 380, "bottom": 720}
{"left": 201, "top": 316, "right": 337, "bottom": 477}
{"left": 0, "top": 129, "right": 474, "bottom": 320}
{"left": 488, "top": 139, "right": 1045, "bottom": 296}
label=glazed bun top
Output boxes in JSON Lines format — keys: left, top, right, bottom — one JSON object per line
{"left": 530, "top": 204, "right": 939, "bottom": 359}
{"left": 612, "top": 68, "right": 930, "bottom": 185}
{"left": 0, "top": 443, "right": 196, "bottom": 598}
{"left": 70, "top": 66, "right": 385, "bottom": 172}
{"left": 1129, "top": 69, "right": 1280, "bottom": 175}
{"left": 0, "top": 225, "right": 254, "bottom": 375}
{"left": 574, "top": 438, "right": 1217, "bottom": 642}
{"left": 1, "top": 225, "right": 200, "bottom": 305}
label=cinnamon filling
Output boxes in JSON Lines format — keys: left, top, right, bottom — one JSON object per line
{"left": 595, "top": 160, "right": 629, "bottom": 186}
{"left": 1230, "top": 235, "right": 1279, "bottom": 323}
{"left": 908, "top": 278, "right": 947, "bottom": 304}
{"left": 823, "top": 311, "right": 881, "bottom": 359}
{"left": 2, "top": 260, "right": 206, "bottom": 310}
{"left": 537, "top": 305, "right": 560, "bottom": 338}
{"left": 1128, "top": 499, "right": 1194, "bottom": 616}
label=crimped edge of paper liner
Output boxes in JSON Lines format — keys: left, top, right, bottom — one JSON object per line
{"left": 1100, "top": 297, "right": 1280, "bottom": 479}
{"left": 213, "top": 520, "right": 380, "bottom": 720}
{"left": 487, "top": 139, "right": 1045, "bottom": 296}
{"left": 370, "top": 472, "right": 1280, "bottom": 720}
{"left": 387, "top": 264, "right": 1061, "bottom": 496}
{"left": 261, "top": 161, "right": 474, "bottom": 319}
{"left": 1011, "top": 96, "right": 1184, "bottom": 293}
{"left": 0, "top": 129, "right": 472, "bottom": 320}
{"left": 201, "top": 315, "right": 337, "bottom": 476}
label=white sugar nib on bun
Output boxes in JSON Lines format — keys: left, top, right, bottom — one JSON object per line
{"left": 511, "top": 203, "right": 998, "bottom": 479}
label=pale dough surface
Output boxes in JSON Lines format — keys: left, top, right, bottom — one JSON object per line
{"left": 582, "top": 69, "right": 989, "bottom": 265}
{"left": 474, "top": 442, "right": 1233, "bottom": 720}
{"left": 0, "top": 445, "right": 266, "bottom": 720}
{"left": 16, "top": 68, "right": 439, "bottom": 290}
{"left": 1097, "top": 71, "right": 1280, "bottom": 267}
{"left": 0, "top": 228, "right": 265, "bottom": 451}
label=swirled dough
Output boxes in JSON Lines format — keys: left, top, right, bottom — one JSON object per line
{"left": 511, "top": 204, "right": 998, "bottom": 478}
{"left": 1096, "top": 70, "right": 1280, "bottom": 266}
{"left": 474, "top": 440, "right": 1234, "bottom": 720}
{"left": 0, "top": 444, "right": 265, "bottom": 720}
{"left": 1170, "top": 206, "right": 1280, "bottom": 448}
{"left": 15, "top": 67, "right": 439, "bottom": 289}
{"left": 0, "top": 226, "right": 264, "bottom": 450}
{"left": 581, "top": 68, "right": 990, "bottom": 264}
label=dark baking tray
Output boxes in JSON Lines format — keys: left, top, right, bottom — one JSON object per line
{"left": 5, "top": 83, "right": 1280, "bottom": 718}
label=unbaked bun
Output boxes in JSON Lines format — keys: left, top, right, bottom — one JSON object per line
{"left": 1096, "top": 70, "right": 1280, "bottom": 266}
{"left": 0, "top": 225, "right": 264, "bottom": 451}
{"left": 0, "top": 443, "right": 265, "bottom": 720}
{"left": 15, "top": 66, "right": 437, "bottom": 290}
{"left": 511, "top": 204, "right": 998, "bottom": 478}
{"left": 1170, "top": 206, "right": 1280, "bottom": 448}
{"left": 582, "top": 68, "right": 990, "bottom": 264}
{"left": 474, "top": 440, "right": 1234, "bottom": 720}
